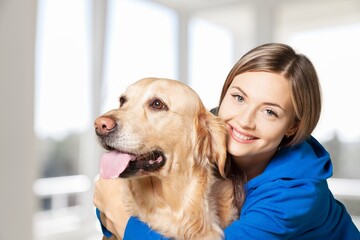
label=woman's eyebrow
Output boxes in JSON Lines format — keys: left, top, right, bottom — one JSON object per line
{"left": 263, "top": 102, "right": 286, "bottom": 112}
{"left": 231, "top": 86, "right": 286, "bottom": 112}
{"left": 230, "top": 86, "right": 247, "bottom": 97}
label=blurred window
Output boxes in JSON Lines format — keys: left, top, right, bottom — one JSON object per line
{"left": 34, "top": 0, "right": 177, "bottom": 239}
{"left": 36, "top": 0, "right": 91, "bottom": 140}
{"left": 188, "top": 18, "right": 234, "bottom": 109}
{"left": 102, "top": 0, "right": 177, "bottom": 112}
{"left": 288, "top": 23, "right": 360, "bottom": 226}
{"left": 34, "top": 0, "right": 93, "bottom": 238}
{"left": 289, "top": 23, "right": 360, "bottom": 143}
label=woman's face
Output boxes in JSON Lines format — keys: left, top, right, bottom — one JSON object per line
{"left": 218, "top": 71, "right": 298, "bottom": 169}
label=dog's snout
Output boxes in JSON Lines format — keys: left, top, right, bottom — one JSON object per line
{"left": 94, "top": 116, "right": 116, "bottom": 136}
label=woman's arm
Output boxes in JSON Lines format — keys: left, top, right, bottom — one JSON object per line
{"left": 95, "top": 179, "right": 332, "bottom": 239}
{"left": 94, "top": 177, "right": 169, "bottom": 239}
{"left": 96, "top": 209, "right": 168, "bottom": 240}
{"left": 93, "top": 177, "right": 130, "bottom": 239}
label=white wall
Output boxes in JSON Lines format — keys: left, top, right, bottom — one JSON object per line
{"left": 0, "top": 0, "right": 37, "bottom": 239}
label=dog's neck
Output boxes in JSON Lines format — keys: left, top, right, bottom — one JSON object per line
{"left": 129, "top": 169, "right": 213, "bottom": 212}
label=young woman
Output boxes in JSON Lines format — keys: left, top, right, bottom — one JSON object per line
{"left": 94, "top": 43, "right": 360, "bottom": 239}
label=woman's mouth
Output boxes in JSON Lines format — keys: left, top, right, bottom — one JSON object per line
{"left": 229, "top": 125, "right": 257, "bottom": 142}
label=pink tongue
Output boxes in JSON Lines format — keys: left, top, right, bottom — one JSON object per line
{"left": 100, "top": 151, "right": 136, "bottom": 179}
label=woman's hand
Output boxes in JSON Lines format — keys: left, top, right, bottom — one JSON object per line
{"left": 93, "top": 177, "right": 131, "bottom": 239}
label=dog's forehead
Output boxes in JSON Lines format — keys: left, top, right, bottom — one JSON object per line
{"left": 127, "top": 78, "right": 199, "bottom": 104}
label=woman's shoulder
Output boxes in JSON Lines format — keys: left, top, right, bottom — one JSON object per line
{"left": 246, "top": 177, "right": 330, "bottom": 214}
{"left": 242, "top": 178, "right": 333, "bottom": 231}
{"left": 250, "top": 136, "right": 332, "bottom": 187}
{"left": 240, "top": 178, "right": 359, "bottom": 239}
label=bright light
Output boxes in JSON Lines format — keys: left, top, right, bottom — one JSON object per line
{"left": 188, "top": 18, "right": 234, "bottom": 110}
{"left": 33, "top": 175, "right": 91, "bottom": 196}
{"left": 35, "top": 0, "right": 91, "bottom": 139}
{"left": 102, "top": 0, "right": 177, "bottom": 112}
{"left": 290, "top": 23, "right": 360, "bottom": 142}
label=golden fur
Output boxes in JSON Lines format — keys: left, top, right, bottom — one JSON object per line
{"left": 95, "top": 78, "right": 237, "bottom": 239}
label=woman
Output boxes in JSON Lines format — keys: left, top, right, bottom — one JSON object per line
{"left": 94, "top": 43, "right": 360, "bottom": 239}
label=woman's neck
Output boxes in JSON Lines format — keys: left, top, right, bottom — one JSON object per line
{"left": 232, "top": 150, "right": 277, "bottom": 180}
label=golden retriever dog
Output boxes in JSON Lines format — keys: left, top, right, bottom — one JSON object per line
{"left": 94, "top": 77, "right": 238, "bottom": 240}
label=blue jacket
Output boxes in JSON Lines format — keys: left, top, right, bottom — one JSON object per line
{"left": 98, "top": 136, "right": 360, "bottom": 239}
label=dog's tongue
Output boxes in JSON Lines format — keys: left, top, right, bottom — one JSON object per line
{"left": 100, "top": 151, "right": 136, "bottom": 179}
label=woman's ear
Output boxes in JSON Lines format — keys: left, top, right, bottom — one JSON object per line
{"left": 285, "top": 123, "right": 299, "bottom": 138}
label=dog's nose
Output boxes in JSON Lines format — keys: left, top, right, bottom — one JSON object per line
{"left": 94, "top": 116, "right": 116, "bottom": 136}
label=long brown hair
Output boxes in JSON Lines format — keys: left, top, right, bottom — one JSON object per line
{"left": 220, "top": 43, "right": 322, "bottom": 212}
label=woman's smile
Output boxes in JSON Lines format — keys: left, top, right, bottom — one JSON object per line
{"left": 228, "top": 124, "right": 257, "bottom": 143}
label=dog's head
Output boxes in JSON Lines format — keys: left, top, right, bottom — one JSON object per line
{"left": 95, "top": 77, "right": 227, "bottom": 179}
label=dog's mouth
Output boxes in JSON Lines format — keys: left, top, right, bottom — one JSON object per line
{"left": 100, "top": 149, "right": 166, "bottom": 179}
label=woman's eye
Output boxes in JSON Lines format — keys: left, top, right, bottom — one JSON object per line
{"left": 232, "top": 94, "right": 244, "bottom": 102}
{"left": 265, "top": 109, "right": 278, "bottom": 117}
{"left": 150, "top": 99, "right": 168, "bottom": 110}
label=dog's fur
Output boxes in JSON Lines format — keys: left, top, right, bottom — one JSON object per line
{"left": 95, "top": 78, "right": 238, "bottom": 239}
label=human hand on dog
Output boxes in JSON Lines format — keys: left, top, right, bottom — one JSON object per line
{"left": 94, "top": 177, "right": 130, "bottom": 239}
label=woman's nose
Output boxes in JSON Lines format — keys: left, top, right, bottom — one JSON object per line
{"left": 236, "top": 108, "right": 256, "bottom": 129}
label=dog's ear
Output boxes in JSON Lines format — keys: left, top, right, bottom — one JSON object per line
{"left": 194, "top": 110, "right": 228, "bottom": 178}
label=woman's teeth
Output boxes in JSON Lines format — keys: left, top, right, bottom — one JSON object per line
{"left": 232, "top": 129, "right": 254, "bottom": 140}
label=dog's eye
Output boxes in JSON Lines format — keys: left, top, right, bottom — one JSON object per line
{"left": 149, "top": 98, "right": 168, "bottom": 111}
{"left": 119, "top": 96, "right": 126, "bottom": 107}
